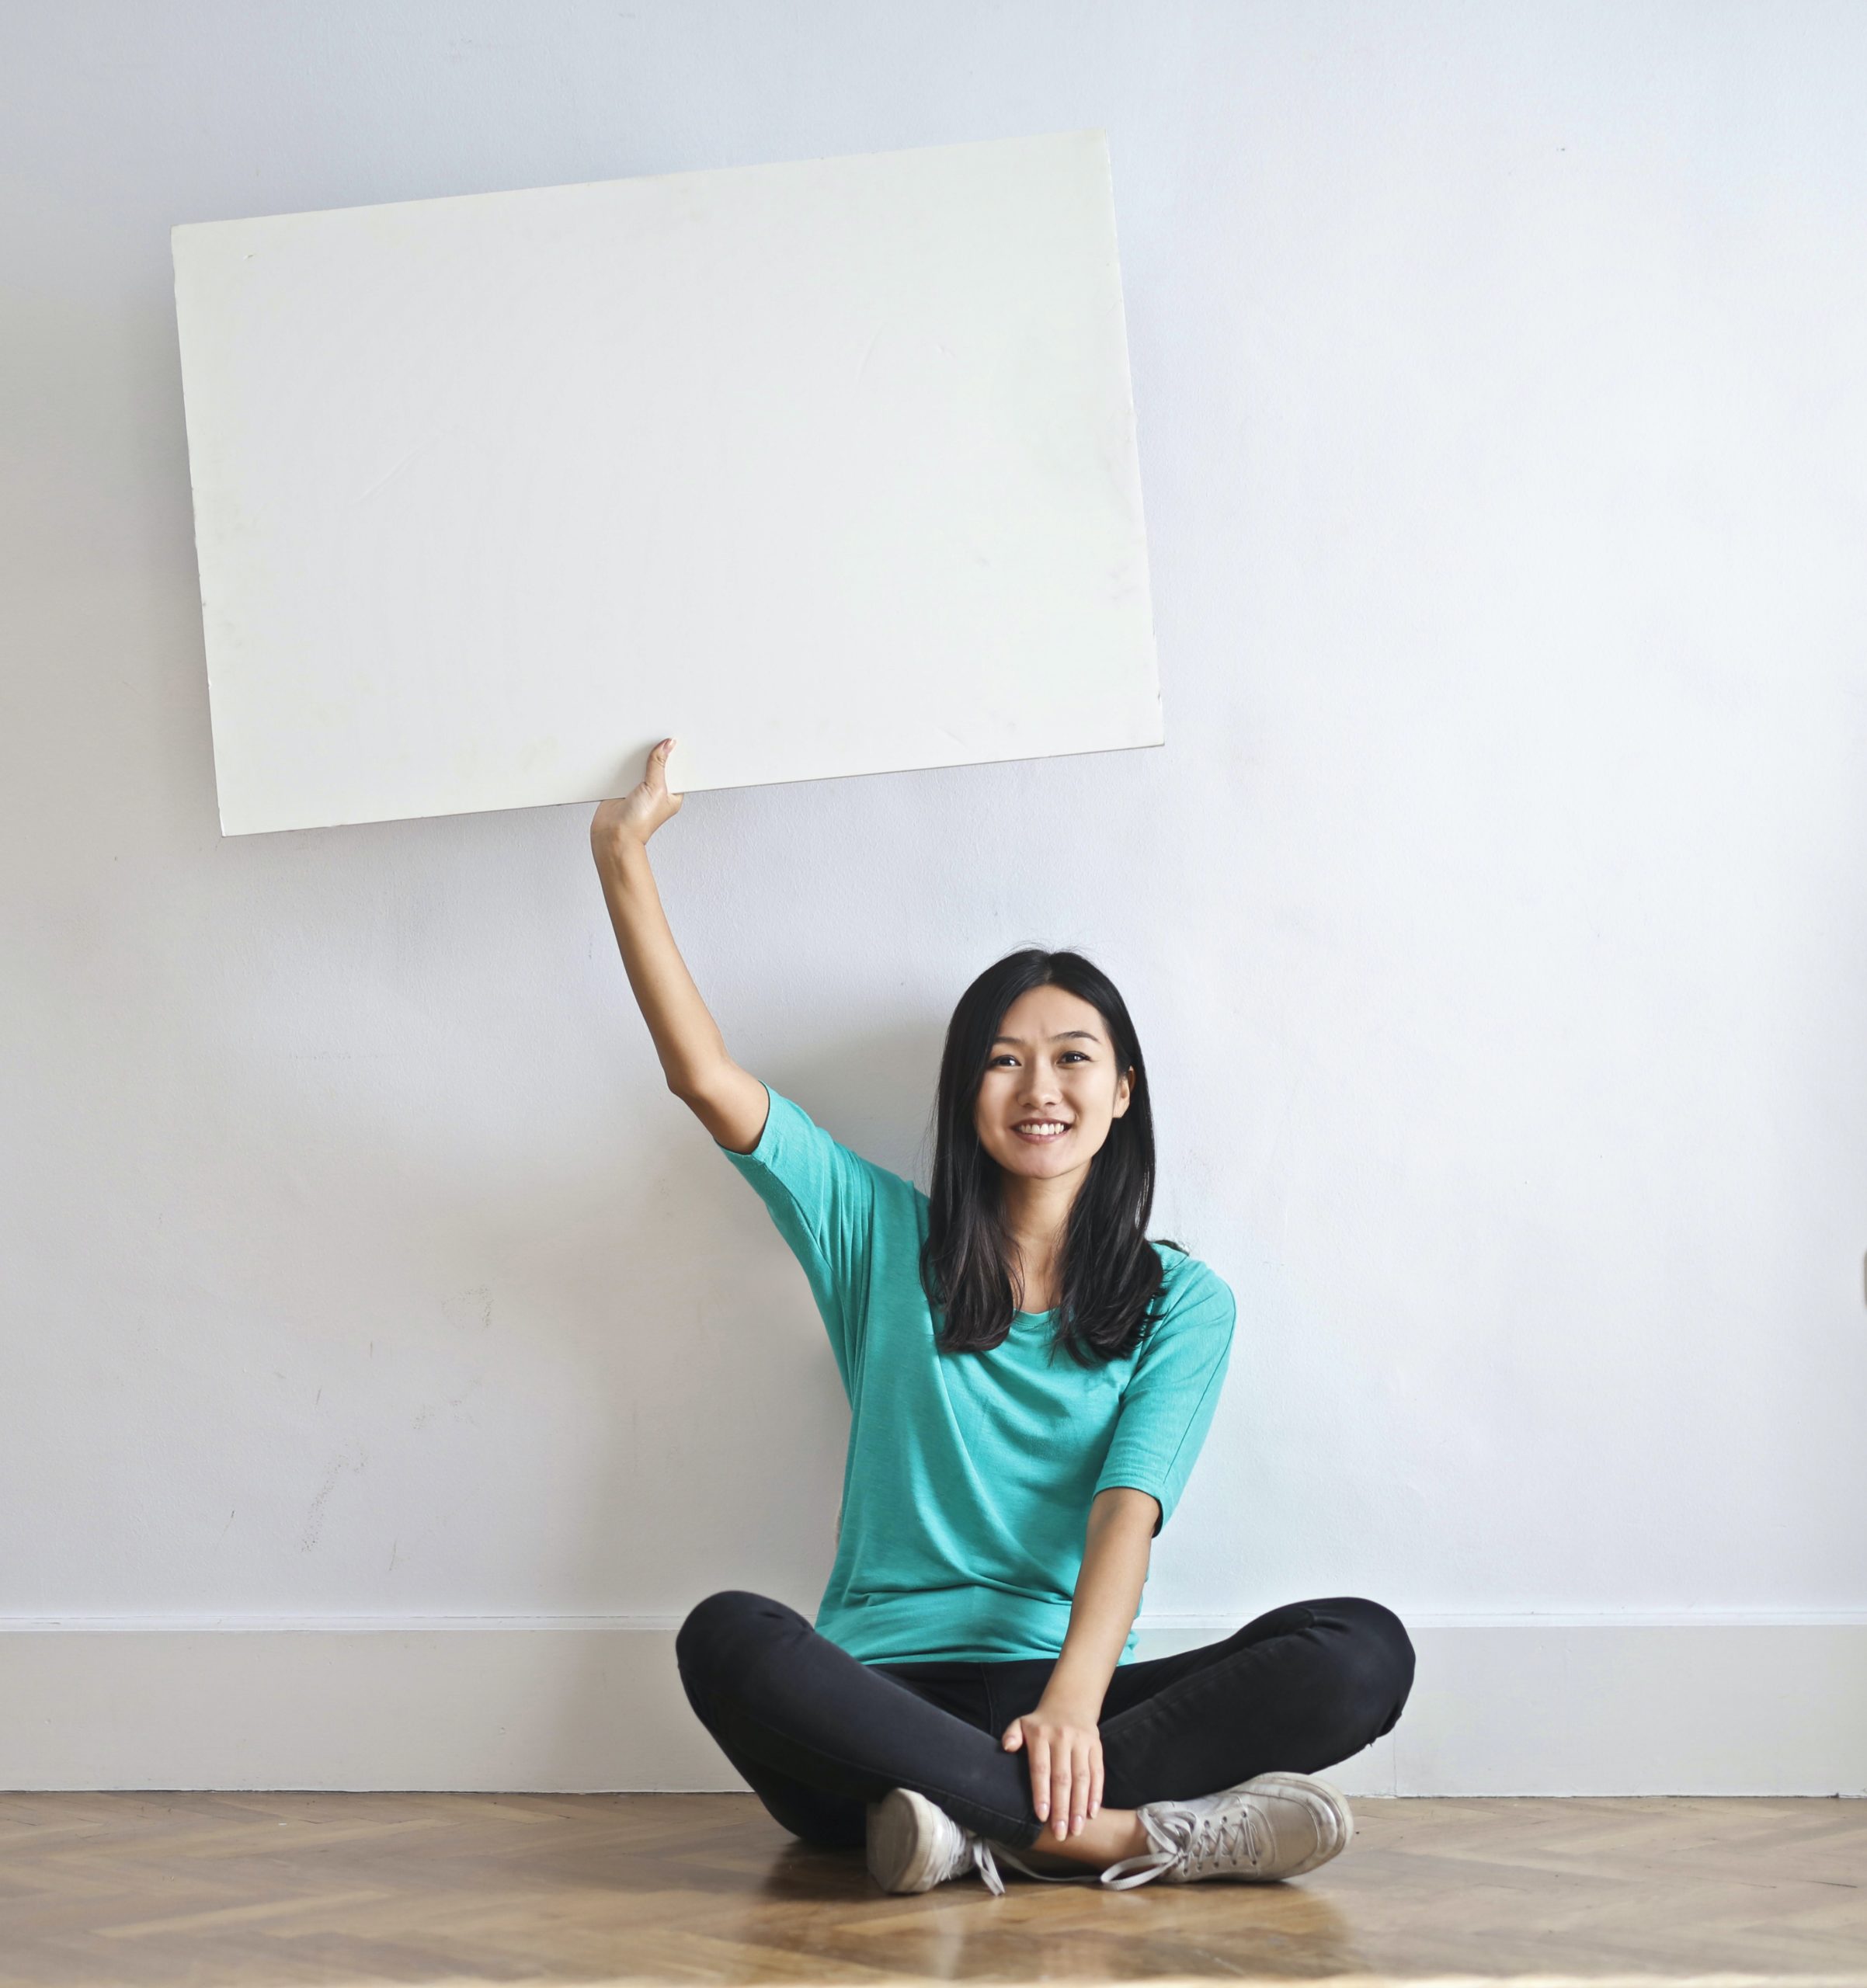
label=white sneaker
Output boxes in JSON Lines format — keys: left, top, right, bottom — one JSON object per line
{"left": 1099, "top": 1772, "right": 1354, "bottom": 1888}
{"left": 865, "top": 1788, "right": 1007, "bottom": 1896}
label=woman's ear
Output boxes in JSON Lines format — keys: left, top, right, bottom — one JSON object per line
{"left": 1113, "top": 1066, "right": 1135, "bottom": 1117}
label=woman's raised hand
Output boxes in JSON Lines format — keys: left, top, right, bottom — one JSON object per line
{"left": 592, "top": 737, "right": 683, "bottom": 850}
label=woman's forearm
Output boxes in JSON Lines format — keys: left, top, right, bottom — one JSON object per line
{"left": 589, "top": 741, "right": 767, "bottom": 1153}
{"left": 1042, "top": 1487, "right": 1158, "bottom": 1718}
{"left": 590, "top": 831, "right": 732, "bottom": 1099}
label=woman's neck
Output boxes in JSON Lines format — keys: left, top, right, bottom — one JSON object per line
{"left": 998, "top": 1169, "right": 1080, "bottom": 1312}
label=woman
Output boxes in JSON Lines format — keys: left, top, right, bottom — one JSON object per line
{"left": 592, "top": 739, "right": 1415, "bottom": 1896}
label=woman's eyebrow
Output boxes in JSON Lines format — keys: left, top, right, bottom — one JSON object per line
{"left": 991, "top": 1030, "right": 1101, "bottom": 1047}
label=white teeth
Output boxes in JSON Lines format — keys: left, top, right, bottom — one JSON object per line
{"left": 1014, "top": 1121, "right": 1069, "bottom": 1136}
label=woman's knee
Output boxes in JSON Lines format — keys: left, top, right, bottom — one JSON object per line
{"left": 674, "top": 1589, "right": 803, "bottom": 1700}
{"left": 1313, "top": 1597, "right": 1416, "bottom": 1729}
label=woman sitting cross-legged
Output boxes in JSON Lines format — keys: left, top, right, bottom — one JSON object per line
{"left": 591, "top": 739, "right": 1417, "bottom": 1895}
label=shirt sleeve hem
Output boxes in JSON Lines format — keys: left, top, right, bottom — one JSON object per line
{"left": 1090, "top": 1474, "right": 1168, "bottom": 1536}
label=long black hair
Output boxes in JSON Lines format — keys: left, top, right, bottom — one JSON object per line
{"left": 919, "top": 947, "right": 1182, "bottom": 1366}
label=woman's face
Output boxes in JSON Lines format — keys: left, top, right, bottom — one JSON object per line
{"left": 972, "top": 984, "right": 1134, "bottom": 1183}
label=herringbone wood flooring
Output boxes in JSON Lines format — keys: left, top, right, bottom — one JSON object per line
{"left": 0, "top": 1792, "right": 1861, "bottom": 1986}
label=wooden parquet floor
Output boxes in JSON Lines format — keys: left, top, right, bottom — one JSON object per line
{"left": 0, "top": 1792, "right": 1861, "bottom": 1987}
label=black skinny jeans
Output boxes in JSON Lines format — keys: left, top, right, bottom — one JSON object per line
{"left": 676, "top": 1590, "right": 1416, "bottom": 1851}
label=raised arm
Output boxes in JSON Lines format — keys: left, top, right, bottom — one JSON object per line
{"left": 589, "top": 737, "right": 770, "bottom": 1155}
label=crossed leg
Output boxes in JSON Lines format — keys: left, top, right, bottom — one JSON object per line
{"left": 674, "top": 1590, "right": 1416, "bottom": 1863}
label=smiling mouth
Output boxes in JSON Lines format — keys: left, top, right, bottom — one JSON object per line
{"left": 1011, "top": 1120, "right": 1072, "bottom": 1140}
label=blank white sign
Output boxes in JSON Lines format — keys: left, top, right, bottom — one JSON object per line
{"left": 172, "top": 130, "right": 1163, "bottom": 836}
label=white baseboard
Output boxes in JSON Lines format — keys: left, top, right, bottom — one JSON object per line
{"left": 1, "top": 1615, "right": 1861, "bottom": 1795}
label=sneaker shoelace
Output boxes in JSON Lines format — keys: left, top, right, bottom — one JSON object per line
{"left": 1099, "top": 1799, "right": 1267, "bottom": 1889}
{"left": 940, "top": 1830, "right": 1007, "bottom": 1896}
{"left": 993, "top": 1844, "right": 1100, "bottom": 1888}
{"left": 958, "top": 1835, "right": 1107, "bottom": 1894}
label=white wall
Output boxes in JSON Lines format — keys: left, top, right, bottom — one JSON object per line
{"left": 3, "top": 0, "right": 1864, "bottom": 1792}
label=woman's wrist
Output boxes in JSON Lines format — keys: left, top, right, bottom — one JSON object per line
{"left": 591, "top": 827, "right": 650, "bottom": 871}
{"left": 1036, "top": 1673, "right": 1108, "bottom": 1726}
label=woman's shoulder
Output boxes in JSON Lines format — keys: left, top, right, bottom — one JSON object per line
{"left": 742, "top": 1083, "right": 925, "bottom": 1207}
{"left": 1148, "top": 1241, "right": 1236, "bottom": 1325}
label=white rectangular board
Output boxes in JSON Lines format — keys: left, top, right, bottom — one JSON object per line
{"left": 172, "top": 130, "right": 1163, "bottom": 836}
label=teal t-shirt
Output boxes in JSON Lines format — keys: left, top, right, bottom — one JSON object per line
{"left": 717, "top": 1083, "right": 1236, "bottom": 1666}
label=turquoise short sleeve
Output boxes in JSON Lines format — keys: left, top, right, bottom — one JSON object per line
{"left": 715, "top": 1084, "right": 878, "bottom": 1396}
{"left": 1093, "top": 1265, "right": 1236, "bottom": 1534}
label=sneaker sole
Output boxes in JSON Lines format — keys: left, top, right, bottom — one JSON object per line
{"left": 865, "top": 1788, "right": 948, "bottom": 1893}
{"left": 1237, "top": 1772, "right": 1355, "bottom": 1878}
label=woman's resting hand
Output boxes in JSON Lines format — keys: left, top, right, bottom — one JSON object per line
{"left": 1001, "top": 1695, "right": 1104, "bottom": 1839}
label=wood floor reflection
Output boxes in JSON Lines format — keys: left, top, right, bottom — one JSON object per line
{"left": 1, "top": 1791, "right": 1862, "bottom": 1985}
